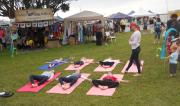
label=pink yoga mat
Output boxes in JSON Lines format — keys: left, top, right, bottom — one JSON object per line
{"left": 86, "top": 74, "right": 124, "bottom": 96}
{"left": 46, "top": 73, "right": 90, "bottom": 94}
{"left": 94, "top": 60, "right": 120, "bottom": 72}
{"left": 65, "top": 59, "right": 94, "bottom": 71}
{"left": 121, "top": 60, "right": 144, "bottom": 73}
{"left": 17, "top": 72, "right": 61, "bottom": 93}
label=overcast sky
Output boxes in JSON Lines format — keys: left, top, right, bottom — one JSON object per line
{"left": 0, "top": 0, "right": 179, "bottom": 21}
{"left": 56, "top": 0, "right": 180, "bottom": 18}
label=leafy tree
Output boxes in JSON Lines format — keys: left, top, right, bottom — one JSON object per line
{"left": 0, "top": 0, "right": 74, "bottom": 18}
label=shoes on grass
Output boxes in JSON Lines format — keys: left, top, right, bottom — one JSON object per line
{"left": 0, "top": 91, "right": 14, "bottom": 98}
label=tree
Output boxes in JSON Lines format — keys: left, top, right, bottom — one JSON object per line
{"left": 0, "top": 0, "right": 74, "bottom": 18}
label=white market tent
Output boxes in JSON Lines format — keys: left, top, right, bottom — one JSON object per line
{"left": 64, "top": 10, "right": 104, "bottom": 22}
{"left": 63, "top": 10, "right": 104, "bottom": 44}
{"left": 129, "top": 9, "right": 156, "bottom": 17}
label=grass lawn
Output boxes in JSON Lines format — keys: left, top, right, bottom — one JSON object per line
{"left": 0, "top": 32, "right": 180, "bottom": 106}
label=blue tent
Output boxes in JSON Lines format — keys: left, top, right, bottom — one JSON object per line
{"left": 109, "top": 12, "right": 131, "bottom": 19}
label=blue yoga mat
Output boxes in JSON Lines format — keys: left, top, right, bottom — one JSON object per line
{"left": 38, "top": 59, "right": 69, "bottom": 70}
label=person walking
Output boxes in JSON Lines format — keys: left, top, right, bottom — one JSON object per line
{"left": 125, "top": 23, "right": 142, "bottom": 76}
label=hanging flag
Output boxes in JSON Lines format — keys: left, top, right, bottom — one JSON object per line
{"left": 15, "top": 23, "right": 20, "bottom": 28}
{"left": 32, "top": 22, "right": 37, "bottom": 27}
{"left": 20, "top": 23, "right": 25, "bottom": 28}
{"left": 38, "top": 21, "right": 43, "bottom": 27}
{"left": 43, "top": 21, "right": 48, "bottom": 27}
{"left": 26, "top": 23, "right": 31, "bottom": 27}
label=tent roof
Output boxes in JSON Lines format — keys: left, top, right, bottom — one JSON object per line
{"left": 129, "top": 9, "right": 156, "bottom": 17}
{"left": 54, "top": 16, "right": 63, "bottom": 21}
{"left": 65, "top": 10, "right": 104, "bottom": 21}
{"left": 108, "top": 12, "right": 130, "bottom": 19}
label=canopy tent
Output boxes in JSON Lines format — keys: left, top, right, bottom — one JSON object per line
{"left": 64, "top": 10, "right": 104, "bottom": 22}
{"left": 128, "top": 9, "right": 156, "bottom": 17}
{"left": 0, "top": 21, "right": 10, "bottom": 26}
{"left": 108, "top": 12, "right": 130, "bottom": 19}
{"left": 63, "top": 11, "right": 104, "bottom": 45}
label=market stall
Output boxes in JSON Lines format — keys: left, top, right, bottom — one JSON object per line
{"left": 15, "top": 8, "right": 62, "bottom": 48}
{"left": 63, "top": 10, "right": 104, "bottom": 45}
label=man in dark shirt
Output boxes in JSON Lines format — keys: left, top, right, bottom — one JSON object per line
{"left": 167, "top": 14, "right": 180, "bottom": 36}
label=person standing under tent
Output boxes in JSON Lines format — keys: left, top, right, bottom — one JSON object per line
{"left": 125, "top": 22, "right": 142, "bottom": 76}
{"left": 143, "top": 17, "right": 148, "bottom": 31}
{"left": 120, "top": 19, "right": 126, "bottom": 32}
{"left": 149, "top": 18, "right": 154, "bottom": 33}
{"left": 95, "top": 20, "right": 103, "bottom": 46}
{"left": 154, "top": 18, "right": 162, "bottom": 44}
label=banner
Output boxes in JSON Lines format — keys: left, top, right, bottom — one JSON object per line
{"left": 15, "top": 8, "right": 53, "bottom": 22}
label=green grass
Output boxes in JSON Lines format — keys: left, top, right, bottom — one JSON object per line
{"left": 0, "top": 32, "right": 180, "bottom": 106}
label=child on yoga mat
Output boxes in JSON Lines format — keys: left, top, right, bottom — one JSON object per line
{"left": 29, "top": 70, "right": 55, "bottom": 87}
{"left": 91, "top": 72, "right": 119, "bottom": 90}
{"left": 57, "top": 70, "right": 89, "bottom": 90}
{"left": 165, "top": 45, "right": 179, "bottom": 77}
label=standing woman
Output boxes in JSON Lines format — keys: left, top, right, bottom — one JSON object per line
{"left": 95, "top": 20, "right": 103, "bottom": 46}
{"left": 125, "top": 23, "right": 142, "bottom": 76}
{"left": 154, "top": 18, "right": 162, "bottom": 44}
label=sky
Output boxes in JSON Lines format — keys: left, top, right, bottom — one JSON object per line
{"left": 56, "top": 0, "right": 180, "bottom": 18}
{"left": 0, "top": 0, "right": 180, "bottom": 21}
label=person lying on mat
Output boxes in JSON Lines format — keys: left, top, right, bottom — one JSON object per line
{"left": 29, "top": 70, "right": 55, "bottom": 87}
{"left": 58, "top": 70, "right": 88, "bottom": 90}
{"left": 91, "top": 72, "right": 119, "bottom": 90}
{"left": 47, "top": 58, "right": 64, "bottom": 69}
{"left": 73, "top": 57, "right": 88, "bottom": 68}
{"left": 99, "top": 58, "right": 115, "bottom": 68}
{"left": 99, "top": 61, "right": 115, "bottom": 68}
{"left": 74, "top": 61, "right": 84, "bottom": 68}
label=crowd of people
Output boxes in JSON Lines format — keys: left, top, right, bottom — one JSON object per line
{"left": 0, "top": 22, "right": 64, "bottom": 52}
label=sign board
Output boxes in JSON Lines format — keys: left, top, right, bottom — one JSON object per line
{"left": 15, "top": 8, "right": 53, "bottom": 22}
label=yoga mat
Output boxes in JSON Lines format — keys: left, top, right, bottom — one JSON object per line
{"left": 121, "top": 60, "right": 144, "bottom": 73}
{"left": 38, "top": 59, "right": 69, "bottom": 70}
{"left": 65, "top": 59, "right": 93, "bottom": 71}
{"left": 86, "top": 74, "right": 124, "bottom": 96}
{"left": 46, "top": 73, "right": 90, "bottom": 94}
{"left": 17, "top": 72, "right": 61, "bottom": 93}
{"left": 94, "top": 60, "right": 120, "bottom": 72}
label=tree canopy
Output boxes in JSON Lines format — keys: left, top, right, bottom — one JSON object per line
{"left": 0, "top": 0, "right": 74, "bottom": 18}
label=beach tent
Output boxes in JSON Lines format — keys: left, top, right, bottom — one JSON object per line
{"left": 108, "top": 12, "right": 131, "bottom": 19}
